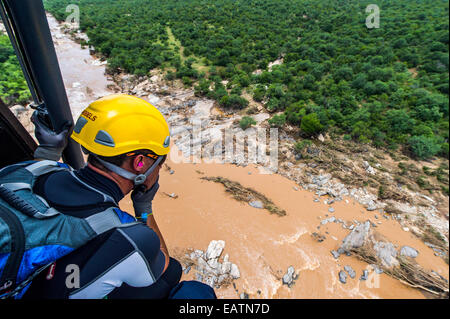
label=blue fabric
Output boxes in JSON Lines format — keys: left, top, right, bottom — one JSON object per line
{"left": 0, "top": 252, "right": 9, "bottom": 279}
{"left": 56, "top": 162, "right": 70, "bottom": 169}
{"left": 14, "top": 281, "right": 32, "bottom": 299}
{"left": 0, "top": 161, "right": 36, "bottom": 178}
{"left": 113, "top": 208, "right": 137, "bottom": 224}
{"left": 17, "top": 245, "right": 74, "bottom": 283}
{"left": 168, "top": 281, "right": 217, "bottom": 299}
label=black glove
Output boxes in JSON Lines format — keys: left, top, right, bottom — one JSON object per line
{"left": 31, "top": 111, "right": 71, "bottom": 161}
{"left": 131, "top": 178, "right": 160, "bottom": 223}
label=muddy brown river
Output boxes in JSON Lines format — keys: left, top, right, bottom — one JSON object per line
{"left": 44, "top": 14, "right": 448, "bottom": 299}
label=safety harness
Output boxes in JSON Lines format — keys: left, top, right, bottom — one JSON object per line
{"left": 0, "top": 160, "right": 139, "bottom": 299}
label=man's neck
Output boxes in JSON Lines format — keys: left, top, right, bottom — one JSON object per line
{"left": 87, "top": 162, "right": 132, "bottom": 195}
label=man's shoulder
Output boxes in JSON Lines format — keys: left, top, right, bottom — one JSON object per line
{"left": 32, "top": 172, "right": 109, "bottom": 219}
{"left": 116, "top": 222, "right": 161, "bottom": 255}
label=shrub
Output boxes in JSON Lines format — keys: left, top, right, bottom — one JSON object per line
{"left": 182, "top": 76, "right": 192, "bottom": 86}
{"left": 220, "top": 94, "right": 249, "bottom": 109}
{"left": 398, "top": 162, "right": 407, "bottom": 175}
{"left": 294, "top": 139, "right": 312, "bottom": 153}
{"left": 408, "top": 135, "right": 441, "bottom": 160}
{"left": 439, "top": 143, "right": 449, "bottom": 158}
{"left": 253, "top": 85, "right": 266, "bottom": 102}
{"left": 194, "top": 79, "right": 211, "bottom": 96}
{"left": 239, "top": 116, "right": 256, "bottom": 130}
{"left": 416, "top": 176, "right": 433, "bottom": 192}
{"left": 300, "top": 113, "right": 323, "bottom": 136}
{"left": 268, "top": 114, "right": 286, "bottom": 128}
{"left": 378, "top": 185, "right": 386, "bottom": 199}
{"left": 165, "top": 71, "right": 176, "bottom": 81}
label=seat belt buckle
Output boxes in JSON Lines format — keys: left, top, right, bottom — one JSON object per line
{"left": 46, "top": 262, "right": 56, "bottom": 280}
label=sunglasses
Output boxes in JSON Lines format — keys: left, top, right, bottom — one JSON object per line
{"left": 127, "top": 152, "right": 166, "bottom": 166}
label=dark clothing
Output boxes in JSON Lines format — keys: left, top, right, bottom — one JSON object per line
{"left": 32, "top": 165, "right": 123, "bottom": 218}
{"left": 23, "top": 165, "right": 171, "bottom": 299}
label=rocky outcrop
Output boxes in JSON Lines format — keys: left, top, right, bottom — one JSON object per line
{"left": 340, "top": 221, "right": 371, "bottom": 252}
{"left": 183, "top": 240, "right": 240, "bottom": 289}
{"left": 249, "top": 200, "right": 264, "bottom": 209}
{"left": 205, "top": 240, "right": 225, "bottom": 260}
{"left": 400, "top": 246, "right": 419, "bottom": 258}
{"left": 362, "top": 161, "right": 376, "bottom": 175}
{"left": 281, "top": 266, "right": 298, "bottom": 288}
{"left": 373, "top": 241, "right": 399, "bottom": 268}
{"left": 339, "top": 270, "right": 347, "bottom": 284}
{"left": 9, "top": 105, "right": 35, "bottom": 138}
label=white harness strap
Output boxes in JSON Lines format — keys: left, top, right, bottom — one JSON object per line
{"left": 25, "top": 160, "right": 69, "bottom": 177}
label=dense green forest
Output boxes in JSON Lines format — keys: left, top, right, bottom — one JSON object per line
{"left": 43, "top": 0, "right": 449, "bottom": 160}
{"left": 0, "top": 33, "right": 30, "bottom": 106}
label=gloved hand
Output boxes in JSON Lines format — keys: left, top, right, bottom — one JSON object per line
{"left": 31, "top": 110, "right": 71, "bottom": 161}
{"left": 131, "top": 178, "right": 160, "bottom": 223}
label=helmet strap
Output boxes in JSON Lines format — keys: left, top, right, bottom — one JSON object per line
{"left": 94, "top": 155, "right": 165, "bottom": 187}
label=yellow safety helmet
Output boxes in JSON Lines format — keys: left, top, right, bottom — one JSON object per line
{"left": 71, "top": 94, "right": 171, "bottom": 157}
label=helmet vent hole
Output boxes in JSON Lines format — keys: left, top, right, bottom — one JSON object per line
{"left": 94, "top": 130, "right": 115, "bottom": 147}
{"left": 73, "top": 117, "right": 88, "bottom": 134}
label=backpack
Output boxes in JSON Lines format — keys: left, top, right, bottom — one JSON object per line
{"left": 0, "top": 160, "right": 138, "bottom": 299}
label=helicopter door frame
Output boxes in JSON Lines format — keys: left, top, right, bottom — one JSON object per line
{"left": 0, "top": 97, "right": 37, "bottom": 168}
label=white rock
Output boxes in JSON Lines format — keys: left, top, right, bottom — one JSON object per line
{"left": 197, "top": 257, "right": 208, "bottom": 272}
{"left": 341, "top": 221, "right": 371, "bottom": 251}
{"left": 217, "top": 274, "right": 229, "bottom": 285}
{"left": 207, "top": 258, "right": 220, "bottom": 269}
{"left": 366, "top": 166, "right": 376, "bottom": 175}
{"left": 150, "top": 75, "right": 160, "bottom": 82}
{"left": 400, "top": 246, "right": 419, "bottom": 258}
{"left": 366, "top": 200, "right": 377, "bottom": 211}
{"left": 205, "top": 240, "right": 225, "bottom": 260}
{"left": 230, "top": 263, "right": 240, "bottom": 279}
{"left": 249, "top": 200, "right": 264, "bottom": 209}
{"left": 282, "top": 273, "right": 293, "bottom": 285}
{"left": 220, "top": 261, "right": 232, "bottom": 275}
{"left": 287, "top": 266, "right": 295, "bottom": 276}
{"left": 373, "top": 241, "right": 399, "bottom": 268}
{"left": 205, "top": 276, "right": 217, "bottom": 288}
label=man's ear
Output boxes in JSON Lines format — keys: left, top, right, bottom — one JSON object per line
{"left": 132, "top": 154, "right": 146, "bottom": 172}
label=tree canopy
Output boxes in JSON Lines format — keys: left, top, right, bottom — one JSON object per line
{"left": 41, "top": 0, "right": 450, "bottom": 159}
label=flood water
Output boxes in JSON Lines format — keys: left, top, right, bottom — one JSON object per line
{"left": 46, "top": 14, "right": 114, "bottom": 120}
{"left": 119, "top": 153, "right": 448, "bottom": 299}
{"left": 45, "top": 14, "right": 448, "bottom": 299}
